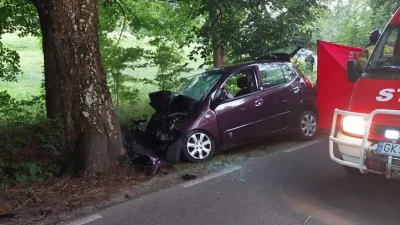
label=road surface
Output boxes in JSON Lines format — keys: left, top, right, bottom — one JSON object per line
{"left": 66, "top": 135, "right": 400, "bottom": 225}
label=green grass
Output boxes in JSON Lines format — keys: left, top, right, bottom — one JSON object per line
{"left": 0, "top": 34, "right": 44, "bottom": 99}
{"left": 1, "top": 32, "right": 206, "bottom": 124}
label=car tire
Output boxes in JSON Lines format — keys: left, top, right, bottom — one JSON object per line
{"left": 296, "top": 111, "right": 317, "bottom": 141}
{"left": 343, "top": 166, "right": 363, "bottom": 177}
{"left": 182, "top": 131, "right": 215, "bottom": 163}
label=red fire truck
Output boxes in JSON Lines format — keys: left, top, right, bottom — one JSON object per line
{"left": 329, "top": 8, "right": 400, "bottom": 179}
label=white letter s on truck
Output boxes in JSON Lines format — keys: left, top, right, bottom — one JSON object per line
{"left": 376, "top": 88, "right": 395, "bottom": 102}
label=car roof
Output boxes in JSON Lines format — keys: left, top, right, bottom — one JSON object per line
{"left": 210, "top": 60, "right": 291, "bottom": 74}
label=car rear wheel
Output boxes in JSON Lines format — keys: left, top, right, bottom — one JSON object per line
{"left": 183, "top": 131, "right": 215, "bottom": 163}
{"left": 297, "top": 111, "right": 317, "bottom": 141}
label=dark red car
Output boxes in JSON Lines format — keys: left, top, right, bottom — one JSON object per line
{"left": 126, "top": 55, "right": 318, "bottom": 166}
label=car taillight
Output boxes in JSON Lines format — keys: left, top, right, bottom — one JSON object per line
{"left": 304, "top": 77, "right": 313, "bottom": 93}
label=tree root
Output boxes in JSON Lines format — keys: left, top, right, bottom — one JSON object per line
{"left": 22, "top": 211, "right": 47, "bottom": 225}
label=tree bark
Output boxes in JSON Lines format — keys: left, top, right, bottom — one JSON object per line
{"left": 208, "top": 3, "right": 226, "bottom": 68}
{"left": 33, "top": 1, "right": 62, "bottom": 119}
{"left": 32, "top": 0, "right": 123, "bottom": 174}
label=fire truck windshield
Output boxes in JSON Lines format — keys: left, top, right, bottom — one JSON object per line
{"left": 366, "top": 25, "right": 400, "bottom": 79}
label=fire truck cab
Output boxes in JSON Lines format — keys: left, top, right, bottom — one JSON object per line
{"left": 329, "top": 8, "right": 400, "bottom": 179}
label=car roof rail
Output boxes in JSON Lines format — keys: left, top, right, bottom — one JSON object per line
{"left": 257, "top": 53, "right": 291, "bottom": 63}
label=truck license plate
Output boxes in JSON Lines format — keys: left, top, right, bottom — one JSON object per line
{"left": 377, "top": 142, "right": 400, "bottom": 157}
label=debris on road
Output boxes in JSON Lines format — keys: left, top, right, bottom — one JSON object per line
{"left": 0, "top": 213, "right": 15, "bottom": 219}
{"left": 285, "top": 216, "right": 312, "bottom": 225}
{"left": 182, "top": 174, "right": 197, "bottom": 181}
{"left": 304, "top": 216, "right": 311, "bottom": 225}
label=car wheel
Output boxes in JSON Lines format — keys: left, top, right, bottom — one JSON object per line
{"left": 182, "top": 131, "right": 215, "bottom": 163}
{"left": 297, "top": 111, "right": 317, "bottom": 141}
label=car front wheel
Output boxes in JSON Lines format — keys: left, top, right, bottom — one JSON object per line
{"left": 182, "top": 131, "right": 215, "bottom": 163}
{"left": 297, "top": 111, "right": 317, "bottom": 141}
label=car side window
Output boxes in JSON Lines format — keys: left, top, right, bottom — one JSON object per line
{"left": 258, "top": 63, "right": 290, "bottom": 89}
{"left": 216, "top": 67, "right": 257, "bottom": 101}
{"left": 280, "top": 64, "right": 296, "bottom": 81}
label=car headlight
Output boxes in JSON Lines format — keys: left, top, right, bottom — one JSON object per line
{"left": 385, "top": 130, "right": 399, "bottom": 140}
{"left": 342, "top": 116, "right": 366, "bottom": 136}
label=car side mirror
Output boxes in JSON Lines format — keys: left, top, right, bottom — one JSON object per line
{"left": 347, "top": 59, "right": 361, "bottom": 82}
{"left": 210, "top": 96, "right": 224, "bottom": 109}
{"left": 214, "top": 97, "right": 225, "bottom": 105}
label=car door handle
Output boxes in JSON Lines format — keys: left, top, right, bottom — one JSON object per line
{"left": 293, "top": 86, "right": 300, "bottom": 93}
{"left": 254, "top": 99, "right": 263, "bottom": 107}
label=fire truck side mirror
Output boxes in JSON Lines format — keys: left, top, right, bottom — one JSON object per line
{"left": 347, "top": 59, "right": 361, "bottom": 82}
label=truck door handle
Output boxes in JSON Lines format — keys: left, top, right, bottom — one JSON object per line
{"left": 293, "top": 86, "right": 300, "bottom": 93}
{"left": 254, "top": 99, "right": 263, "bottom": 107}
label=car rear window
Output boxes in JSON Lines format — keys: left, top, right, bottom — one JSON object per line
{"left": 258, "top": 63, "right": 292, "bottom": 88}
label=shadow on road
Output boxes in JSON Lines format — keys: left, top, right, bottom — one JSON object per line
{"left": 272, "top": 138, "right": 400, "bottom": 225}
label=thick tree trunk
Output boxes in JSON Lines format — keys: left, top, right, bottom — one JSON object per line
{"left": 33, "top": 1, "right": 62, "bottom": 119}
{"left": 208, "top": 4, "right": 226, "bottom": 68}
{"left": 32, "top": 0, "right": 123, "bottom": 174}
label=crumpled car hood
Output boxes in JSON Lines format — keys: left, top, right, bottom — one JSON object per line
{"left": 149, "top": 90, "right": 198, "bottom": 113}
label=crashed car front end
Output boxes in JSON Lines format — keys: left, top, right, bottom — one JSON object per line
{"left": 123, "top": 90, "right": 199, "bottom": 175}
{"left": 122, "top": 71, "right": 225, "bottom": 175}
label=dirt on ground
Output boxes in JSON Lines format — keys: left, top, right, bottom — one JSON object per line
{"left": 0, "top": 164, "right": 157, "bottom": 225}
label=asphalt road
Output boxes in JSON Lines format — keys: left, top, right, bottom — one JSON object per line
{"left": 66, "top": 135, "right": 400, "bottom": 225}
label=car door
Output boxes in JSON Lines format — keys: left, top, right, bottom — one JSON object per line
{"left": 213, "top": 66, "right": 266, "bottom": 147}
{"left": 256, "top": 63, "right": 296, "bottom": 132}
{"left": 282, "top": 64, "right": 305, "bottom": 124}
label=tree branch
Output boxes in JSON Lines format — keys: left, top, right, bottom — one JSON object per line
{"left": 115, "top": 0, "right": 127, "bottom": 46}
{"left": 152, "top": 0, "right": 193, "bottom": 4}
{"left": 175, "top": 0, "right": 201, "bottom": 39}
{"left": 120, "top": 0, "right": 142, "bottom": 26}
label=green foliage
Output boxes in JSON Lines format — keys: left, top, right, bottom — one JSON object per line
{"left": 124, "top": 0, "right": 201, "bottom": 45}
{"left": 0, "top": 0, "right": 40, "bottom": 99}
{"left": 146, "top": 39, "right": 194, "bottom": 90}
{"left": 100, "top": 35, "right": 145, "bottom": 113}
{"left": 0, "top": 0, "right": 39, "bottom": 37}
{"left": 0, "top": 91, "right": 45, "bottom": 125}
{"left": 0, "top": 0, "right": 44, "bottom": 125}
{"left": 314, "top": 0, "right": 400, "bottom": 48}
{"left": 226, "top": 73, "right": 243, "bottom": 96}
{"left": 292, "top": 57, "right": 316, "bottom": 83}
{"left": 0, "top": 40, "right": 21, "bottom": 82}
{"left": 99, "top": 1, "right": 195, "bottom": 115}
{"left": 0, "top": 120, "right": 64, "bottom": 185}
{"left": 1, "top": 162, "right": 53, "bottom": 185}
{"left": 182, "top": 0, "right": 326, "bottom": 65}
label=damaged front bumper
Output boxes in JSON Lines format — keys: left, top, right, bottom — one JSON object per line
{"left": 122, "top": 120, "right": 186, "bottom": 176}
{"left": 122, "top": 90, "right": 196, "bottom": 175}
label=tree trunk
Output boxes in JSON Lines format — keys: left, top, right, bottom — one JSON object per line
{"left": 32, "top": 0, "right": 123, "bottom": 174}
{"left": 208, "top": 4, "right": 226, "bottom": 68}
{"left": 33, "top": 1, "right": 62, "bottom": 119}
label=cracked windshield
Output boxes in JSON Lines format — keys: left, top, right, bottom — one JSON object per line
{"left": 1, "top": 0, "right": 400, "bottom": 224}
{"left": 178, "top": 72, "right": 223, "bottom": 101}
